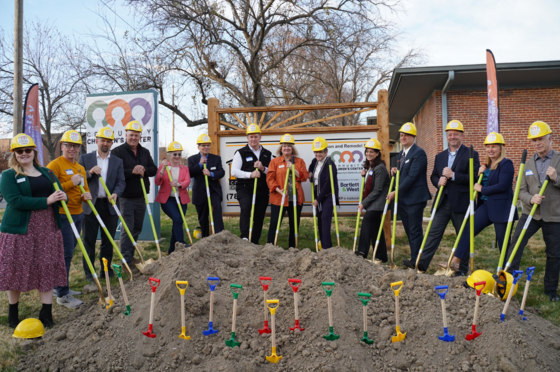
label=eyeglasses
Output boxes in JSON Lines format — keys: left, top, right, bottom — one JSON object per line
{"left": 63, "top": 143, "right": 81, "bottom": 149}
{"left": 171, "top": 153, "right": 182, "bottom": 157}
{"left": 15, "top": 148, "right": 33, "bottom": 155}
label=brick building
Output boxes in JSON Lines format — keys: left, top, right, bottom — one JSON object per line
{"left": 387, "top": 60, "right": 560, "bottom": 194}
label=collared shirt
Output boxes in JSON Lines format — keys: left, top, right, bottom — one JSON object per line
{"left": 314, "top": 159, "right": 326, "bottom": 186}
{"left": 535, "top": 149, "right": 553, "bottom": 184}
{"left": 231, "top": 145, "right": 268, "bottom": 179}
{"left": 96, "top": 150, "right": 110, "bottom": 198}
{"left": 448, "top": 148, "right": 457, "bottom": 181}
{"left": 399, "top": 143, "right": 415, "bottom": 169}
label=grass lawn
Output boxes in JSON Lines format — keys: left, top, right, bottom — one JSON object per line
{"left": 0, "top": 200, "right": 558, "bottom": 370}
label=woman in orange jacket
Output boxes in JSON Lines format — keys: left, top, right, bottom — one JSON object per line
{"left": 266, "top": 134, "right": 308, "bottom": 247}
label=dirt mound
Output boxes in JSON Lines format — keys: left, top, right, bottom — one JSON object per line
{"left": 17, "top": 231, "right": 560, "bottom": 371}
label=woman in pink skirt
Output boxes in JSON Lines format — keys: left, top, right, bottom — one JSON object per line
{"left": 0, "top": 134, "right": 67, "bottom": 328}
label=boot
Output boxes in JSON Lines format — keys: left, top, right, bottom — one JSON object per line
{"left": 8, "top": 302, "right": 19, "bottom": 329}
{"left": 39, "top": 303, "right": 54, "bottom": 328}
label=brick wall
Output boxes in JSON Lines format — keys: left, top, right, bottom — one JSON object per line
{"left": 413, "top": 87, "right": 560, "bottom": 194}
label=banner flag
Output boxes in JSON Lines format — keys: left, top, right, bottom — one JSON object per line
{"left": 22, "top": 83, "right": 44, "bottom": 165}
{"left": 486, "top": 49, "right": 499, "bottom": 134}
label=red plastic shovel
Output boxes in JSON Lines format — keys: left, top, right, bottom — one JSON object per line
{"left": 142, "top": 277, "right": 160, "bottom": 338}
{"left": 466, "top": 281, "right": 485, "bottom": 341}
{"left": 258, "top": 277, "right": 272, "bottom": 334}
{"left": 289, "top": 279, "right": 305, "bottom": 331}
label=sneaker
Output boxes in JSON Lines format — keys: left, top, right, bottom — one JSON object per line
{"left": 69, "top": 289, "right": 82, "bottom": 296}
{"left": 56, "top": 294, "right": 83, "bottom": 309}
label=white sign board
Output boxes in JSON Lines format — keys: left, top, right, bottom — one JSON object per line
{"left": 220, "top": 131, "right": 377, "bottom": 214}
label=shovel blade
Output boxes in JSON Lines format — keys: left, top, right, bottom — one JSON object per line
{"left": 203, "top": 322, "right": 219, "bottom": 336}
{"left": 123, "top": 305, "right": 131, "bottom": 316}
{"left": 178, "top": 334, "right": 191, "bottom": 340}
{"left": 266, "top": 348, "right": 282, "bottom": 364}
{"left": 465, "top": 332, "right": 481, "bottom": 341}
{"left": 391, "top": 331, "right": 406, "bottom": 343}
{"left": 433, "top": 268, "right": 448, "bottom": 276}
{"left": 258, "top": 326, "right": 271, "bottom": 334}
{"left": 438, "top": 334, "right": 455, "bottom": 342}
{"left": 142, "top": 330, "right": 156, "bottom": 338}
{"left": 323, "top": 332, "right": 340, "bottom": 341}
{"left": 372, "top": 259, "right": 382, "bottom": 265}
{"left": 225, "top": 339, "right": 240, "bottom": 348}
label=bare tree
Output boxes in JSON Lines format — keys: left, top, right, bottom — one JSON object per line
{"left": 0, "top": 22, "right": 90, "bottom": 160}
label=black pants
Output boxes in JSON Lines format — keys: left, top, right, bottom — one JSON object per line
{"left": 237, "top": 186, "right": 269, "bottom": 244}
{"left": 82, "top": 198, "right": 119, "bottom": 278}
{"left": 317, "top": 194, "right": 334, "bottom": 249}
{"left": 418, "top": 197, "right": 466, "bottom": 272}
{"left": 357, "top": 210, "right": 388, "bottom": 262}
{"left": 399, "top": 201, "right": 427, "bottom": 261}
{"left": 507, "top": 214, "right": 560, "bottom": 293}
{"left": 267, "top": 202, "right": 302, "bottom": 248}
{"left": 194, "top": 194, "right": 224, "bottom": 238}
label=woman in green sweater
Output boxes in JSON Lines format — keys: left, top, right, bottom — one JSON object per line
{"left": 0, "top": 134, "right": 67, "bottom": 329}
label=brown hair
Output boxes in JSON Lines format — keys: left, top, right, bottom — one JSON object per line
{"left": 8, "top": 149, "right": 42, "bottom": 176}
{"left": 363, "top": 149, "right": 383, "bottom": 170}
{"left": 275, "top": 144, "right": 299, "bottom": 157}
{"left": 485, "top": 144, "right": 506, "bottom": 170}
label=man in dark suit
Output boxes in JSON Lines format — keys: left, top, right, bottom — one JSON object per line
{"left": 413, "top": 120, "right": 479, "bottom": 274}
{"left": 387, "top": 122, "right": 431, "bottom": 265}
{"left": 79, "top": 127, "right": 125, "bottom": 280}
{"left": 188, "top": 134, "right": 225, "bottom": 237}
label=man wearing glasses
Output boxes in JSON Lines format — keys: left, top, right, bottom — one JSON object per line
{"left": 47, "top": 130, "right": 92, "bottom": 309}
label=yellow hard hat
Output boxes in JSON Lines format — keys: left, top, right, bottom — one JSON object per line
{"left": 280, "top": 133, "right": 295, "bottom": 144}
{"left": 96, "top": 127, "right": 115, "bottom": 140}
{"left": 494, "top": 270, "right": 520, "bottom": 300}
{"left": 527, "top": 121, "right": 552, "bottom": 139}
{"left": 124, "top": 120, "right": 142, "bottom": 132}
{"left": 196, "top": 134, "right": 212, "bottom": 144}
{"left": 312, "top": 137, "right": 328, "bottom": 151}
{"left": 445, "top": 120, "right": 464, "bottom": 132}
{"left": 246, "top": 124, "right": 262, "bottom": 135}
{"left": 193, "top": 227, "right": 202, "bottom": 239}
{"left": 60, "top": 130, "right": 82, "bottom": 145}
{"left": 484, "top": 132, "right": 506, "bottom": 146}
{"left": 467, "top": 270, "right": 495, "bottom": 294}
{"left": 11, "top": 134, "right": 37, "bottom": 152}
{"left": 399, "top": 122, "right": 417, "bottom": 136}
{"left": 364, "top": 138, "right": 381, "bottom": 150}
{"left": 13, "top": 318, "right": 45, "bottom": 339}
{"left": 167, "top": 141, "right": 183, "bottom": 152}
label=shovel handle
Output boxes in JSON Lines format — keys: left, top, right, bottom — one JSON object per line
{"left": 230, "top": 283, "right": 243, "bottom": 299}
{"left": 512, "top": 270, "right": 523, "bottom": 284}
{"left": 358, "top": 292, "right": 371, "bottom": 306}
{"left": 526, "top": 266, "right": 535, "bottom": 281}
{"left": 289, "top": 278, "right": 302, "bottom": 292}
{"left": 435, "top": 285, "right": 449, "bottom": 300}
{"left": 267, "top": 299, "right": 279, "bottom": 315}
{"left": 112, "top": 264, "right": 122, "bottom": 278}
{"left": 176, "top": 280, "right": 189, "bottom": 295}
{"left": 521, "top": 149, "right": 528, "bottom": 164}
{"left": 259, "top": 276, "right": 272, "bottom": 291}
{"left": 390, "top": 281, "right": 403, "bottom": 297}
{"left": 473, "top": 281, "right": 486, "bottom": 296}
{"left": 149, "top": 277, "right": 161, "bottom": 292}
{"left": 322, "top": 282, "right": 335, "bottom": 297}
{"left": 102, "top": 257, "right": 109, "bottom": 272}
{"left": 207, "top": 277, "right": 220, "bottom": 291}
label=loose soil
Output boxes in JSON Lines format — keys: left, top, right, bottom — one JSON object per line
{"left": 17, "top": 231, "right": 560, "bottom": 372}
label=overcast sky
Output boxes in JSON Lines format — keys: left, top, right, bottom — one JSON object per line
{"left": 2, "top": 0, "right": 560, "bottom": 153}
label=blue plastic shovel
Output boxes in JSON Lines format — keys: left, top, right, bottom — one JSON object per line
{"left": 519, "top": 267, "right": 535, "bottom": 321}
{"left": 435, "top": 285, "right": 455, "bottom": 342}
{"left": 501, "top": 270, "right": 523, "bottom": 322}
{"left": 203, "top": 277, "right": 220, "bottom": 335}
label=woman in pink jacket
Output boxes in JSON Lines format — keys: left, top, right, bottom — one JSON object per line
{"left": 155, "top": 142, "right": 191, "bottom": 253}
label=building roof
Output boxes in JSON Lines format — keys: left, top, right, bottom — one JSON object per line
{"left": 387, "top": 60, "right": 560, "bottom": 126}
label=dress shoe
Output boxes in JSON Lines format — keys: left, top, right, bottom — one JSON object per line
{"left": 549, "top": 292, "right": 560, "bottom": 302}
{"left": 403, "top": 259, "right": 415, "bottom": 269}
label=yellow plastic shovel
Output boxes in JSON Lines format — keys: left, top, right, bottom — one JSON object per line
{"left": 391, "top": 281, "right": 406, "bottom": 343}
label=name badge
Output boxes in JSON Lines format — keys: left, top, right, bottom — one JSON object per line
{"left": 369, "top": 170, "right": 373, "bottom": 176}
{"left": 246, "top": 157, "right": 254, "bottom": 162}
{"left": 279, "top": 165, "right": 285, "bottom": 168}
{"left": 405, "top": 159, "right": 410, "bottom": 164}
{"left": 211, "top": 167, "right": 216, "bottom": 170}
{"left": 526, "top": 170, "right": 534, "bottom": 176}
{"left": 17, "top": 178, "right": 26, "bottom": 183}
{"left": 66, "top": 169, "right": 74, "bottom": 175}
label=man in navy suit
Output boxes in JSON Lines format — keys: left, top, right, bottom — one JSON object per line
{"left": 387, "top": 123, "right": 431, "bottom": 266}
{"left": 413, "top": 120, "right": 479, "bottom": 274}
{"left": 187, "top": 134, "right": 225, "bottom": 237}
{"left": 79, "top": 127, "right": 126, "bottom": 280}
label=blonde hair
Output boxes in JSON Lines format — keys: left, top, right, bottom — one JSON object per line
{"left": 8, "top": 149, "right": 42, "bottom": 176}
{"left": 275, "top": 144, "right": 299, "bottom": 157}
{"left": 485, "top": 144, "right": 506, "bottom": 170}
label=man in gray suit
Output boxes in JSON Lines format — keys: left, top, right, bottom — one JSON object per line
{"left": 79, "top": 127, "right": 126, "bottom": 280}
{"left": 507, "top": 121, "right": 560, "bottom": 302}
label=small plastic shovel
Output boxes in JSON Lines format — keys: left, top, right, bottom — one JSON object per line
{"left": 435, "top": 285, "right": 455, "bottom": 342}
{"left": 519, "top": 267, "right": 535, "bottom": 321}
{"left": 258, "top": 277, "right": 272, "bottom": 334}
{"left": 142, "top": 277, "right": 160, "bottom": 338}
{"left": 501, "top": 270, "right": 523, "bottom": 322}
{"left": 466, "top": 281, "right": 486, "bottom": 341}
{"left": 391, "top": 281, "right": 406, "bottom": 343}
{"left": 112, "top": 264, "right": 131, "bottom": 315}
{"left": 266, "top": 299, "right": 282, "bottom": 363}
{"left": 176, "top": 281, "right": 190, "bottom": 340}
{"left": 288, "top": 279, "right": 304, "bottom": 331}
{"left": 225, "top": 284, "right": 243, "bottom": 347}
{"left": 358, "top": 293, "right": 374, "bottom": 344}
{"left": 203, "top": 277, "right": 220, "bottom": 335}
{"left": 322, "top": 282, "right": 340, "bottom": 340}
{"left": 102, "top": 258, "right": 114, "bottom": 310}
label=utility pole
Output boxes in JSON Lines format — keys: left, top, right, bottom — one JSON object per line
{"left": 13, "top": 0, "right": 24, "bottom": 136}
{"left": 172, "top": 84, "right": 175, "bottom": 142}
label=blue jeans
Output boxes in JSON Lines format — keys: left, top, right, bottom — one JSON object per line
{"left": 56, "top": 214, "right": 83, "bottom": 297}
{"left": 161, "top": 197, "right": 188, "bottom": 254}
